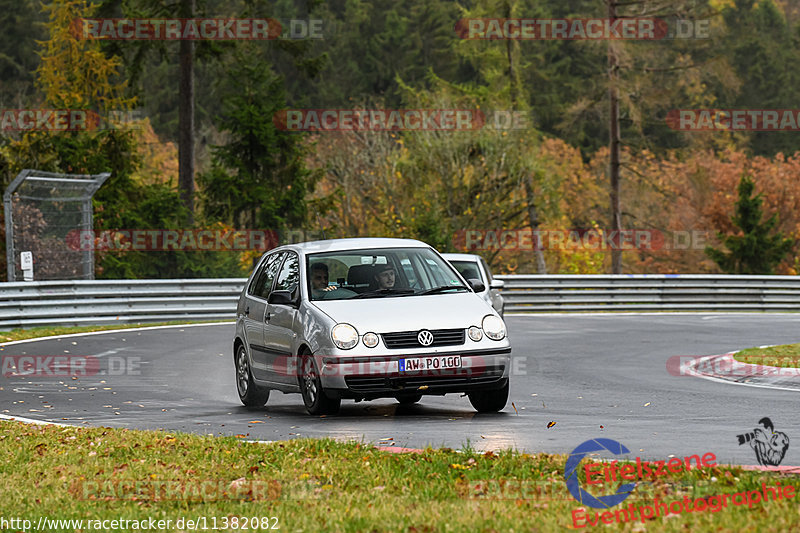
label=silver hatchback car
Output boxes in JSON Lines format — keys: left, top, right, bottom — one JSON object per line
{"left": 233, "top": 238, "right": 511, "bottom": 415}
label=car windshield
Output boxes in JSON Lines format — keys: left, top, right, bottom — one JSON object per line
{"left": 448, "top": 260, "right": 485, "bottom": 284}
{"left": 307, "top": 247, "right": 467, "bottom": 301}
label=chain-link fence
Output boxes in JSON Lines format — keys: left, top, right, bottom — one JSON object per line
{"left": 4, "top": 169, "right": 110, "bottom": 281}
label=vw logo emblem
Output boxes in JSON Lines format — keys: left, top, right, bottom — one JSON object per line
{"left": 417, "top": 330, "right": 434, "bottom": 346}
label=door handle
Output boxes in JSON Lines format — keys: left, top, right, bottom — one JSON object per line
{"left": 265, "top": 311, "right": 271, "bottom": 322}
{"left": 245, "top": 306, "right": 250, "bottom": 316}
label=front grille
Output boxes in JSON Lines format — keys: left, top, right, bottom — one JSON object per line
{"left": 382, "top": 328, "right": 465, "bottom": 349}
{"left": 345, "top": 366, "right": 505, "bottom": 393}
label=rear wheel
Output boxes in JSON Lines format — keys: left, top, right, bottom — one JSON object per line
{"left": 468, "top": 380, "right": 509, "bottom": 413}
{"left": 300, "top": 352, "right": 341, "bottom": 415}
{"left": 236, "top": 344, "right": 269, "bottom": 408}
{"left": 396, "top": 394, "right": 422, "bottom": 405}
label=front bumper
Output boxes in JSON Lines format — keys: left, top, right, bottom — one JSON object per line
{"left": 317, "top": 347, "right": 511, "bottom": 400}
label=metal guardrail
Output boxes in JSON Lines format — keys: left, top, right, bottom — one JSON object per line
{"left": 0, "top": 279, "right": 246, "bottom": 329}
{"left": 495, "top": 274, "right": 800, "bottom": 313}
{"left": 2, "top": 275, "right": 800, "bottom": 330}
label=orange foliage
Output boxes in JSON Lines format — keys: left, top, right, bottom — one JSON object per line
{"left": 306, "top": 128, "right": 799, "bottom": 274}
{"left": 621, "top": 148, "right": 800, "bottom": 274}
{"left": 132, "top": 119, "right": 179, "bottom": 187}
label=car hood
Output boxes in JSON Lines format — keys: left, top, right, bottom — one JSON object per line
{"left": 311, "top": 292, "right": 495, "bottom": 332}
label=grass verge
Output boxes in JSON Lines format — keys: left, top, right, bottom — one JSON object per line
{"left": 734, "top": 343, "right": 800, "bottom": 368}
{"left": 0, "top": 321, "right": 230, "bottom": 344}
{"left": 0, "top": 420, "right": 797, "bottom": 532}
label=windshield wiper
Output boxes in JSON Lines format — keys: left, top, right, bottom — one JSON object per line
{"left": 352, "top": 288, "right": 416, "bottom": 299}
{"left": 417, "top": 285, "right": 468, "bottom": 295}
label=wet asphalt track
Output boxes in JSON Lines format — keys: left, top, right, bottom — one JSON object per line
{"left": 1, "top": 314, "right": 799, "bottom": 465}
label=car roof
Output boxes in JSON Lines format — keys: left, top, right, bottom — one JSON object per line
{"left": 441, "top": 253, "right": 482, "bottom": 261}
{"left": 271, "top": 237, "right": 432, "bottom": 255}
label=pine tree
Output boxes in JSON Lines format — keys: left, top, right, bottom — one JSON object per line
{"left": 196, "top": 47, "right": 314, "bottom": 232}
{"left": 705, "top": 174, "right": 794, "bottom": 274}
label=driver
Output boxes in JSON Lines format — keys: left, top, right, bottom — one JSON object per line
{"left": 374, "top": 264, "right": 396, "bottom": 290}
{"left": 310, "top": 263, "right": 356, "bottom": 300}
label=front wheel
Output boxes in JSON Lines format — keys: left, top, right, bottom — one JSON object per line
{"left": 236, "top": 344, "right": 269, "bottom": 408}
{"left": 468, "top": 380, "right": 509, "bottom": 413}
{"left": 300, "top": 352, "right": 341, "bottom": 415}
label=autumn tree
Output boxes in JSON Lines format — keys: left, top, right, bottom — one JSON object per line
{"left": 705, "top": 174, "right": 794, "bottom": 274}
{"left": 36, "top": 0, "right": 135, "bottom": 112}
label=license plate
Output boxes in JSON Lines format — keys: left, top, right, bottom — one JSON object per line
{"left": 398, "top": 355, "right": 462, "bottom": 372}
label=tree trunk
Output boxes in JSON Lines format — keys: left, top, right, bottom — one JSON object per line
{"left": 523, "top": 175, "right": 547, "bottom": 274}
{"left": 505, "top": 0, "right": 545, "bottom": 274}
{"left": 608, "top": 0, "right": 622, "bottom": 274}
{"left": 504, "top": 2, "right": 517, "bottom": 107}
{"left": 178, "top": 0, "right": 195, "bottom": 223}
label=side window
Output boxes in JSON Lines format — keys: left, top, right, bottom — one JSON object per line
{"left": 274, "top": 253, "right": 300, "bottom": 296}
{"left": 247, "top": 256, "right": 267, "bottom": 296}
{"left": 401, "top": 258, "right": 418, "bottom": 287}
{"left": 425, "top": 258, "right": 450, "bottom": 286}
{"left": 251, "top": 252, "right": 284, "bottom": 299}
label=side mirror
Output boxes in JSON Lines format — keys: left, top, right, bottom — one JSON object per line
{"left": 268, "top": 290, "right": 297, "bottom": 307}
{"left": 490, "top": 279, "right": 504, "bottom": 289}
{"left": 467, "top": 278, "right": 486, "bottom": 293}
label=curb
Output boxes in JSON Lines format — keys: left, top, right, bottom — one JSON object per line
{"left": 680, "top": 352, "right": 800, "bottom": 392}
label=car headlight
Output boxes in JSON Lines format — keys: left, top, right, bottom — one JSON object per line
{"left": 468, "top": 326, "right": 483, "bottom": 342}
{"left": 332, "top": 323, "right": 359, "bottom": 350}
{"left": 482, "top": 315, "right": 506, "bottom": 341}
{"left": 363, "top": 332, "right": 379, "bottom": 348}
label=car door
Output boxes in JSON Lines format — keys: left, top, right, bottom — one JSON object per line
{"left": 264, "top": 252, "right": 301, "bottom": 385}
{"left": 245, "top": 251, "right": 284, "bottom": 380}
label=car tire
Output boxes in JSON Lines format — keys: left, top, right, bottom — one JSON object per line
{"left": 236, "top": 344, "right": 270, "bottom": 408}
{"left": 396, "top": 394, "right": 422, "bottom": 405}
{"left": 300, "top": 352, "right": 341, "bottom": 415}
{"left": 468, "top": 380, "right": 509, "bottom": 413}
